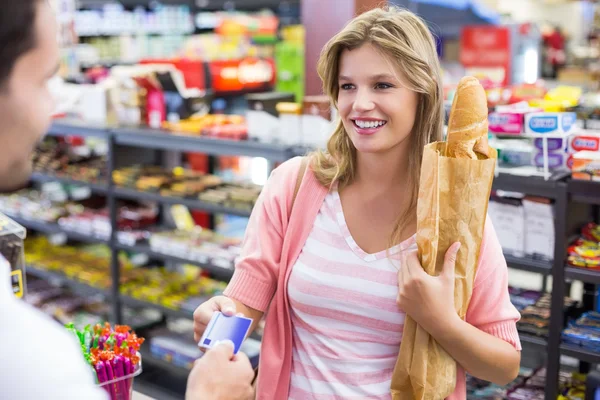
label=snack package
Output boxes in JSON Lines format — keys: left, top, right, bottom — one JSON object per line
{"left": 391, "top": 76, "right": 497, "bottom": 399}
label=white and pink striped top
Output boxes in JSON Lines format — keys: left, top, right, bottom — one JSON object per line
{"left": 287, "top": 190, "right": 416, "bottom": 400}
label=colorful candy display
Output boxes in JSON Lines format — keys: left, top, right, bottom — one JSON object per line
{"left": 568, "top": 223, "right": 600, "bottom": 269}
{"left": 65, "top": 323, "right": 144, "bottom": 400}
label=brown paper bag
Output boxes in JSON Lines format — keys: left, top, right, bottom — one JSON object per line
{"left": 390, "top": 142, "right": 497, "bottom": 400}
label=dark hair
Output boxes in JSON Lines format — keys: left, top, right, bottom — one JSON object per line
{"left": 0, "top": 0, "right": 41, "bottom": 89}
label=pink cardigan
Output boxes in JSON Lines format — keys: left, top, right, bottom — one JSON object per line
{"left": 224, "top": 157, "right": 521, "bottom": 400}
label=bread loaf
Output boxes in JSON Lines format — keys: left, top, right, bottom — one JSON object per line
{"left": 445, "top": 76, "right": 490, "bottom": 159}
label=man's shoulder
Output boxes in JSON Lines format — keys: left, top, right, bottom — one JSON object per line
{"left": 0, "top": 299, "right": 108, "bottom": 400}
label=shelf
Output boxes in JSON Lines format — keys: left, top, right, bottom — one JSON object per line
{"left": 112, "top": 127, "right": 295, "bottom": 160}
{"left": 48, "top": 119, "right": 111, "bottom": 138}
{"left": 505, "top": 254, "right": 552, "bottom": 274}
{"left": 30, "top": 172, "right": 108, "bottom": 194}
{"left": 492, "top": 172, "right": 564, "bottom": 199}
{"left": 519, "top": 334, "right": 548, "bottom": 348}
{"left": 568, "top": 179, "right": 600, "bottom": 205}
{"left": 9, "top": 215, "right": 109, "bottom": 244}
{"left": 116, "top": 242, "right": 235, "bottom": 281}
{"left": 120, "top": 295, "right": 194, "bottom": 320}
{"left": 113, "top": 187, "right": 252, "bottom": 217}
{"left": 564, "top": 266, "right": 600, "bottom": 285}
{"left": 26, "top": 265, "right": 110, "bottom": 297}
{"left": 139, "top": 346, "right": 190, "bottom": 378}
{"left": 560, "top": 344, "right": 600, "bottom": 364}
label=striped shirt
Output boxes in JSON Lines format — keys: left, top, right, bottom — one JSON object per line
{"left": 288, "top": 189, "right": 416, "bottom": 399}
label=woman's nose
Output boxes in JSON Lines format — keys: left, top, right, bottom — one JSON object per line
{"left": 352, "top": 88, "right": 375, "bottom": 112}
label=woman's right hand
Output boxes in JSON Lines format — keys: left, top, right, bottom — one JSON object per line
{"left": 193, "top": 296, "right": 238, "bottom": 343}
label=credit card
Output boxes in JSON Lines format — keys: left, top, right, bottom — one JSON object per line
{"left": 198, "top": 312, "right": 253, "bottom": 354}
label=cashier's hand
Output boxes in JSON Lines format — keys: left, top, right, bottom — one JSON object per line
{"left": 193, "top": 296, "right": 237, "bottom": 343}
{"left": 396, "top": 242, "right": 461, "bottom": 336}
{"left": 186, "top": 340, "right": 254, "bottom": 400}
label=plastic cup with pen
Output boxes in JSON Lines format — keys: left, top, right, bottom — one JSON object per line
{"left": 65, "top": 322, "right": 144, "bottom": 400}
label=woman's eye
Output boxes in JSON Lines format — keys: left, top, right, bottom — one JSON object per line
{"left": 340, "top": 83, "right": 355, "bottom": 90}
{"left": 375, "top": 83, "right": 393, "bottom": 89}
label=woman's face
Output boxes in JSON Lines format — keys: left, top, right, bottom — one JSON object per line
{"left": 337, "top": 43, "right": 419, "bottom": 155}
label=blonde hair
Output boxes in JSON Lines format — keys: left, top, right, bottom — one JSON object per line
{"left": 311, "top": 6, "right": 444, "bottom": 245}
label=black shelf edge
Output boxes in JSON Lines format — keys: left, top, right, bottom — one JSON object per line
{"left": 139, "top": 346, "right": 190, "bottom": 378}
{"left": 48, "top": 120, "right": 110, "bottom": 138}
{"left": 568, "top": 179, "right": 600, "bottom": 205}
{"left": 9, "top": 215, "right": 109, "bottom": 244}
{"left": 505, "top": 254, "right": 552, "bottom": 274}
{"left": 30, "top": 172, "right": 108, "bottom": 194}
{"left": 26, "top": 265, "right": 109, "bottom": 297}
{"left": 492, "top": 173, "right": 562, "bottom": 199}
{"left": 519, "top": 333, "right": 548, "bottom": 348}
{"left": 564, "top": 266, "right": 600, "bottom": 284}
{"left": 115, "top": 242, "right": 234, "bottom": 282}
{"left": 120, "top": 295, "right": 194, "bottom": 320}
{"left": 560, "top": 343, "right": 600, "bottom": 364}
{"left": 113, "top": 127, "right": 294, "bottom": 160}
{"left": 113, "top": 187, "right": 252, "bottom": 218}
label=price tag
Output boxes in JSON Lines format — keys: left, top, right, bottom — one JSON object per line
{"left": 10, "top": 270, "right": 23, "bottom": 298}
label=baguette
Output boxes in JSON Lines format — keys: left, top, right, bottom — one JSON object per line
{"left": 445, "top": 76, "right": 490, "bottom": 159}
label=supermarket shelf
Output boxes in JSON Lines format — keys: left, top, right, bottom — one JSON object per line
{"left": 120, "top": 295, "right": 194, "bottom": 320}
{"left": 116, "top": 242, "right": 235, "bottom": 281}
{"left": 568, "top": 179, "right": 600, "bottom": 205}
{"left": 26, "top": 265, "right": 109, "bottom": 297}
{"left": 48, "top": 119, "right": 110, "bottom": 138}
{"left": 519, "top": 334, "right": 548, "bottom": 348}
{"left": 560, "top": 344, "right": 600, "bottom": 364}
{"left": 139, "top": 346, "right": 190, "bottom": 379}
{"left": 505, "top": 254, "right": 552, "bottom": 274}
{"left": 492, "top": 172, "right": 564, "bottom": 199}
{"left": 113, "top": 187, "right": 252, "bottom": 217}
{"left": 9, "top": 215, "right": 109, "bottom": 244}
{"left": 112, "top": 127, "right": 295, "bottom": 160}
{"left": 30, "top": 172, "right": 108, "bottom": 194}
{"left": 564, "top": 266, "right": 600, "bottom": 285}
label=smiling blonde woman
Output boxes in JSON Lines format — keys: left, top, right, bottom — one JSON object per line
{"left": 194, "top": 6, "right": 522, "bottom": 400}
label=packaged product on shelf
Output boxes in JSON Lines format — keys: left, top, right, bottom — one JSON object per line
{"left": 563, "top": 312, "right": 600, "bottom": 352}
{"left": 488, "top": 102, "right": 542, "bottom": 135}
{"left": 525, "top": 112, "right": 577, "bottom": 135}
{"left": 532, "top": 137, "right": 567, "bottom": 152}
{"left": 494, "top": 138, "right": 533, "bottom": 167}
{"left": 509, "top": 287, "right": 541, "bottom": 312}
{"left": 532, "top": 150, "right": 568, "bottom": 170}
{"left": 246, "top": 92, "right": 295, "bottom": 142}
{"left": 302, "top": 95, "right": 334, "bottom": 148}
{"left": 522, "top": 197, "right": 555, "bottom": 261}
{"left": 517, "top": 293, "right": 578, "bottom": 338}
{"left": 276, "top": 102, "right": 302, "bottom": 145}
{"left": 567, "top": 225, "right": 600, "bottom": 269}
{"left": 120, "top": 266, "right": 227, "bottom": 311}
{"left": 568, "top": 132, "right": 600, "bottom": 152}
{"left": 571, "top": 151, "right": 600, "bottom": 181}
{"left": 488, "top": 196, "right": 526, "bottom": 257}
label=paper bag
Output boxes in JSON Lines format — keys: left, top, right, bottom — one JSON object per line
{"left": 390, "top": 142, "right": 497, "bottom": 400}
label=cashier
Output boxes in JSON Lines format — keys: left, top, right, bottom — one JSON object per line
{"left": 0, "top": 2, "right": 254, "bottom": 400}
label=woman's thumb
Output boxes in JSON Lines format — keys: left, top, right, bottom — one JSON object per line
{"left": 443, "top": 242, "right": 461, "bottom": 277}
